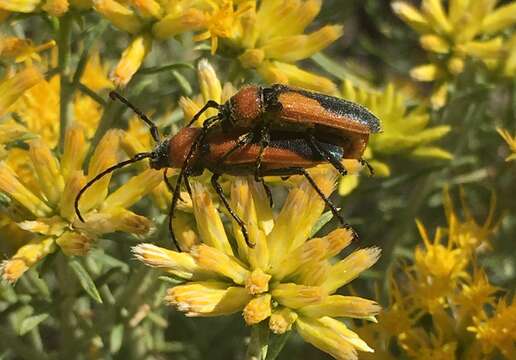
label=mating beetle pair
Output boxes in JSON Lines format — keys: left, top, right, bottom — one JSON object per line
{"left": 75, "top": 84, "right": 381, "bottom": 251}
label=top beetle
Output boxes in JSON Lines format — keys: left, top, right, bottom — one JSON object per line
{"left": 185, "top": 84, "right": 381, "bottom": 177}
{"left": 188, "top": 83, "right": 381, "bottom": 154}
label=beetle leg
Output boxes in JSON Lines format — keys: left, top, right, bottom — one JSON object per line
{"left": 109, "top": 91, "right": 161, "bottom": 143}
{"left": 211, "top": 173, "right": 254, "bottom": 248}
{"left": 254, "top": 129, "right": 273, "bottom": 208}
{"left": 187, "top": 100, "right": 221, "bottom": 127}
{"left": 216, "top": 131, "right": 255, "bottom": 164}
{"left": 359, "top": 158, "right": 375, "bottom": 176}
{"left": 259, "top": 167, "right": 350, "bottom": 231}
{"left": 163, "top": 168, "right": 183, "bottom": 201}
{"left": 168, "top": 170, "right": 184, "bottom": 252}
{"left": 307, "top": 134, "right": 348, "bottom": 177}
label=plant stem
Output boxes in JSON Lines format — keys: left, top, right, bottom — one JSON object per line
{"left": 58, "top": 15, "right": 72, "bottom": 153}
{"left": 246, "top": 324, "right": 269, "bottom": 360}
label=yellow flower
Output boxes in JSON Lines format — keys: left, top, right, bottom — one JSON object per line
{"left": 0, "top": 37, "right": 56, "bottom": 65}
{"left": 6, "top": 55, "right": 111, "bottom": 145}
{"left": 467, "top": 297, "right": 516, "bottom": 358}
{"left": 179, "top": 59, "right": 236, "bottom": 126}
{"left": 111, "top": 33, "right": 153, "bottom": 88}
{"left": 0, "top": 127, "right": 160, "bottom": 283}
{"left": 0, "top": 66, "right": 43, "bottom": 117}
{"left": 353, "top": 186, "right": 508, "bottom": 359}
{"left": 229, "top": 0, "right": 342, "bottom": 93}
{"left": 392, "top": 0, "right": 516, "bottom": 108}
{"left": 94, "top": 0, "right": 144, "bottom": 34}
{"left": 134, "top": 171, "right": 381, "bottom": 359}
{"left": 443, "top": 187, "right": 498, "bottom": 253}
{"left": 497, "top": 127, "right": 516, "bottom": 161}
{"left": 0, "top": 0, "right": 41, "bottom": 12}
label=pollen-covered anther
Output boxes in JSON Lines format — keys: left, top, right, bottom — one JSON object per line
{"left": 243, "top": 294, "right": 272, "bottom": 325}
{"left": 269, "top": 308, "right": 298, "bottom": 334}
{"left": 245, "top": 268, "right": 271, "bottom": 295}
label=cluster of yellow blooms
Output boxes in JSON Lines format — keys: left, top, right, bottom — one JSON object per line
{"left": 392, "top": 0, "right": 516, "bottom": 108}
{"left": 0, "top": 0, "right": 514, "bottom": 359}
{"left": 356, "top": 189, "right": 515, "bottom": 359}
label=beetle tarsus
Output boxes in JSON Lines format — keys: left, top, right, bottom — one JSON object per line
{"left": 211, "top": 173, "right": 254, "bottom": 248}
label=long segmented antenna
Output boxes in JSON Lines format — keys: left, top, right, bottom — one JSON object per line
{"left": 109, "top": 91, "right": 161, "bottom": 143}
{"left": 75, "top": 152, "right": 152, "bottom": 222}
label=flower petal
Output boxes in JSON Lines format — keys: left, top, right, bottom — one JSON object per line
{"left": 322, "top": 247, "right": 381, "bottom": 294}
{"left": 166, "top": 281, "right": 252, "bottom": 317}
{"left": 300, "top": 295, "right": 381, "bottom": 319}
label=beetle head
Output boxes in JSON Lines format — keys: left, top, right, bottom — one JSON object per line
{"left": 149, "top": 140, "right": 171, "bottom": 170}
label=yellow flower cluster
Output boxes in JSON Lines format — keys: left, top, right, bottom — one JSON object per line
{"left": 0, "top": 126, "right": 160, "bottom": 283}
{"left": 392, "top": 0, "right": 516, "bottom": 108}
{"left": 229, "top": 0, "right": 342, "bottom": 93}
{"left": 134, "top": 171, "right": 382, "bottom": 360}
{"left": 0, "top": 54, "right": 156, "bottom": 283}
{"left": 356, "top": 188, "right": 515, "bottom": 359}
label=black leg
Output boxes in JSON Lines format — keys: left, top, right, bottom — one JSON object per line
{"left": 210, "top": 173, "right": 254, "bottom": 248}
{"left": 163, "top": 168, "right": 183, "bottom": 201}
{"left": 307, "top": 134, "right": 348, "bottom": 177}
{"left": 75, "top": 152, "right": 152, "bottom": 222}
{"left": 254, "top": 129, "right": 273, "bottom": 208}
{"left": 186, "top": 100, "right": 220, "bottom": 127}
{"left": 259, "top": 167, "right": 347, "bottom": 228}
{"left": 359, "top": 158, "right": 375, "bottom": 176}
{"left": 109, "top": 91, "right": 160, "bottom": 143}
{"left": 168, "top": 169, "right": 185, "bottom": 252}
{"left": 215, "top": 131, "right": 255, "bottom": 165}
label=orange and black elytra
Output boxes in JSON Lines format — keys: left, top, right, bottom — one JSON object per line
{"left": 185, "top": 83, "right": 381, "bottom": 176}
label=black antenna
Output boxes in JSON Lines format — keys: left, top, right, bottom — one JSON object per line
{"left": 109, "top": 91, "right": 161, "bottom": 143}
{"left": 75, "top": 152, "right": 152, "bottom": 222}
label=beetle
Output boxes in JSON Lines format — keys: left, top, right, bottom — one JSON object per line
{"left": 183, "top": 83, "right": 381, "bottom": 178}
{"left": 75, "top": 125, "right": 353, "bottom": 251}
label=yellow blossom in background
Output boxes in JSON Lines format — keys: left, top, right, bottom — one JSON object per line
{"left": 6, "top": 54, "right": 112, "bottom": 145}
{"left": 497, "top": 127, "right": 516, "bottom": 161}
{"left": 179, "top": 58, "right": 236, "bottom": 126}
{"left": 134, "top": 171, "right": 381, "bottom": 359}
{"left": 0, "top": 66, "right": 43, "bottom": 117}
{"left": 392, "top": 0, "right": 516, "bottom": 108}
{"left": 355, "top": 187, "right": 512, "bottom": 359}
{"left": 94, "top": 0, "right": 249, "bottom": 87}
{"left": 229, "top": 0, "right": 342, "bottom": 93}
{"left": 338, "top": 80, "right": 451, "bottom": 195}
{"left": 0, "top": 127, "right": 160, "bottom": 283}
{"left": 0, "top": 37, "right": 56, "bottom": 65}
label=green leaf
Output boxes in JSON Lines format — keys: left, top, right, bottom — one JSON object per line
{"left": 138, "top": 62, "right": 195, "bottom": 75}
{"left": 265, "top": 332, "right": 291, "bottom": 360}
{"left": 19, "top": 313, "right": 49, "bottom": 336}
{"left": 158, "top": 276, "right": 186, "bottom": 286}
{"left": 172, "top": 70, "right": 193, "bottom": 96}
{"left": 109, "top": 324, "right": 124, "bottom": 354}
{"left": 68, "top": 259, "right": 103, "bottom": 303}
{"left": 310, "top": 211, "right": 333, "bottom": 237}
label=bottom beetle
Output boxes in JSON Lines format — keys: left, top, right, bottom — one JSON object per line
{"left": 75, "top": 95, "right": 362, "bottom": 251}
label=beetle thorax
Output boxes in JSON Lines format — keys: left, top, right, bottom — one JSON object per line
{"left": 228, "top": 85, "right": 263, "bottom": 127}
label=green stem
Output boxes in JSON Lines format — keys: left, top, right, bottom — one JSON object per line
{"left": 58, "top": 15, "right": 72, "bottom": 153}
{"left": 246, "top": 324, "right": 269, "bottom": 360}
